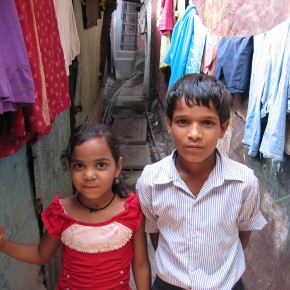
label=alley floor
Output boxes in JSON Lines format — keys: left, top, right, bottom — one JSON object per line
{"left": 101, "top": 72, "right": 174, "bottom": 289}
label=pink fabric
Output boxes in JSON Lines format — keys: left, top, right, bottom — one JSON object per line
{"left": 41, "top": 193, "right": 142, "bottom": 290}
{"left": 201, "top": 35, "right": 220, "bottom": 76}
{"left": 158, "top": 0, "right": 175, "bottom": 35}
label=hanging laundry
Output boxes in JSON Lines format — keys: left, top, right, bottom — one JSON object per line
{"left": 242, "top": 18, "right": 290, "bottom": 161}
{"left": 159, "top": 35, "right": 171, "bottom": 69}
{"left": 53, "top": 0, "right": 81, "bottom": 76}
{"left": 157, "top": 0, "right": 175, "bottom": 35}
{"left": 0, "top": 0, "right": 71, "bottom": 158}
{"left": 201, "top": 32, "right": 220, "bottom": 76}
{"left": 81, "top": 0, "right": 102, "bottom": 29}
{"left": 157, "top": 0, "right": 175, "bottom": 69}
{"left": 215, "top": 36, "right": 253, "bottom": 93}
{"left": 0, "top": 0, "right": 34, "bottom": 115}
{"left": 164, "top": 4, "right": 207, "bottom": 88}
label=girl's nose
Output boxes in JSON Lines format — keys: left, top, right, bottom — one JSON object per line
{"left": 84, "top": 169, "right": 97, "bottom": 180}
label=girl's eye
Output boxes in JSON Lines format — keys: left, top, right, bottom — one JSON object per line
{"left": 97, "top": 162, "right": 107, "bottom": 169}
{"left": 177, "top": 119, "right": 188, "bottom": 125}
{"left": 72, "top": 163, "right": 83, "bottom": 169}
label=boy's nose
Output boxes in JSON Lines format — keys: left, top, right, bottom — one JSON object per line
{"left": 187, "top": 124, "right": 202, "bottom": 140}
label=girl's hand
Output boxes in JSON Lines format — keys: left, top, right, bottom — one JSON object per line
{"left": 0, "top": 225, "right": 5, "bottom": 249}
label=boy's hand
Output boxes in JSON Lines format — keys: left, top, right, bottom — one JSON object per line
{"left": 0, "top": 225, "right": 5, "bottom": 249}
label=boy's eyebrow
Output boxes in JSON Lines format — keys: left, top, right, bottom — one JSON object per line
{"left": 174, "top": 113, "right": 219, "bottom": 119}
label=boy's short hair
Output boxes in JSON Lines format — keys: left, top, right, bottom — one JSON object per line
{"left": 165, "top": 73, "right": 232, "bottom": 125}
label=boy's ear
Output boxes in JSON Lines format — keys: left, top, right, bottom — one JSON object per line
{"left": 166, "top": 117, "right": 173, "bottom": 135}
{"left": 219, "top": 120, "right": 230, "bottom": 138}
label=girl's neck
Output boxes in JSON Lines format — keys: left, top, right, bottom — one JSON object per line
{"left": 77, "top": 192, "right": 116, "bottom": 213}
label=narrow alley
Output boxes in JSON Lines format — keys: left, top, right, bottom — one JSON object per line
{"left": 100, "top": 70, "right": 174, "bottom": 289}
{"left": 0, "top": 0, "right": 289, "bottom": 289}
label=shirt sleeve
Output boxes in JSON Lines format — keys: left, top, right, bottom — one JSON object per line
{"left": 136, "top": 167, "right": 160, "bottom": 233}
{"left": 237, "top": 174, "right": 268, "bottom": 231}
{"left": 41, "top": 195, "right": 67, "bottom": 238}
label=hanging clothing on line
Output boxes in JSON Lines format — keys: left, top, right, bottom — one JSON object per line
{"left": 164, "top": 4, "right": 207, "bottom": 88}
{"left": 81, "top": 0, "right": 102, "bottom": 29}
{"left": 0, "top": 0, "right": 71, "bottom": 158}
{"left": 53, "top": 0, "right": 80, "bottom": 76}
{"left": 0, "top": 0, "right": 34, "bottom": 115}
{"left": 201, "top": 32, "right": 220, "bottom": 76}
{"left": 157, "top": 0, "right": 175, "bottom": 69}
{"left": 215, "top": 36, "right": 253, "bottom": 93}
{"left": 242, "top": 18, "right": 290, "bottom": 161}
{"left": 157, "top": 0, "right": 175, "bottom": 35}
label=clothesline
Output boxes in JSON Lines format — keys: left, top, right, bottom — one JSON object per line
{"left": 158, "top": 4, "right": 290, "bottom": 161}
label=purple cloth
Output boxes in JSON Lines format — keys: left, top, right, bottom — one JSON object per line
{"left": 0, "top": 0, "right": 35, "bottom": 114}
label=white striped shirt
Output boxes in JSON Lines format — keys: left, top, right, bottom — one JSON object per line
{"left": 136, "top": 150, "right": 267, "bottom": 290}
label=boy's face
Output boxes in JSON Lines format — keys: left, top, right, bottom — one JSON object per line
{"left": 166, "top": 97, "right": 229, "bottom": 164}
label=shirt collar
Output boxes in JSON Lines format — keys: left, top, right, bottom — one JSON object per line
{"left": 154, "top": 149, "right": 244, "bottom": 185}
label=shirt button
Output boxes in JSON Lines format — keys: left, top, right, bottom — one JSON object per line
{"left": 120, "top": 271, "right": 124, "bottom": 274}
{"left": 67, "top": 275, "right": 70, "bottom": 278}
{"left": 120, "top": 281, "right": 124, "bottom": 284}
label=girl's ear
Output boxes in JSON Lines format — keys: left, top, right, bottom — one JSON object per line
{"left": 116, "top": 156, "right": 123, "bottom": 176}
{"left": 219, "top": 120, "right": 230, "bottom": 138}
{"left": 166, "top": 117, "right": 173, "bottom": 135}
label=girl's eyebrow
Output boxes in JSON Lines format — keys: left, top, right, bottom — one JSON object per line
{"left": 70, "top": 158, "right": 82, "bottom": 162}
{"left": 70, "top": 157, "right": 111, "bottom": 162}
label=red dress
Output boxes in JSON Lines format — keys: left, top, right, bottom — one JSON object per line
{"left": 41, "top": 193, "right": 142, "bottom": 290}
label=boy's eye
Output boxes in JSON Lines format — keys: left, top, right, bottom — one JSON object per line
{"left": 97, "top": 162, "right": 107, "bottom": 169}
{"left": 203, "top": 120, "right": 215, "bottom": 126}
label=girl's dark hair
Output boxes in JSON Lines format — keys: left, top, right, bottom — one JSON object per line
{"left": 166, "top": 73, "right": 232, "bottom": 125}
{"left": 62, "top": 123, "right": 128, "bottom": 198}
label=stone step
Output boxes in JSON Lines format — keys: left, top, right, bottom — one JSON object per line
{"left": 112, "top": 118, "right": 147, "bottom": 145}
{"left": 121, "top": 144, "right": 151, "bottom": 170}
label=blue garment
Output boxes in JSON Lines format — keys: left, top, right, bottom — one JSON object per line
{"left": 164, "top": 5, "right": 207, "bottom": 88}
{"left": 242, "top": 18, "right": 290, "bottom": 161}
{"left": 215, "top": 36, "right": 253, "bottom": 93}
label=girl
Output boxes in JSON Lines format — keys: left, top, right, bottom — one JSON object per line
{"left": 0, "top": 123, "right": 151, "bottom": 290}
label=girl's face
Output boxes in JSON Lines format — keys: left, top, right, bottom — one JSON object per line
{"left": 69, "top": 137, "right": 123, "bottom": 203}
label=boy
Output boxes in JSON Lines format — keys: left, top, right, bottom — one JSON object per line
{"left": 136, "top": 73, "right": 267, "bottom": 290}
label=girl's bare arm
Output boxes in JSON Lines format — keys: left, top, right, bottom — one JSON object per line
{"left": 0, "top": 225, "right": 60, "bottom": 265}
{"left": 132, "top": 216, "right": 151, "bottom": 290}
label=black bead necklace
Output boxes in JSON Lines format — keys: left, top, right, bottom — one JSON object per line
{"left": 77, "top": 192, "right": 116, "bottom": 213}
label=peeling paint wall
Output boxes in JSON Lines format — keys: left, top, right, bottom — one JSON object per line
{"left": 32, "top": 111, "right": 73, "bottom": 289}
{"left": 0, "top": 146, "right": 46, "bottom": 290}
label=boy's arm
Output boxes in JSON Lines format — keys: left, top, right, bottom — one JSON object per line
{"left": 0, "top": 225, "right": 61, "bottom": 265}
{"left": 132, "top": 216, "right": 151, "bottom": 290}
{"left": 239, "top": 230, "right": 252, "bottom": 250}
{"left": 150, "top": 232, "right": 159, "bottom": 251}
